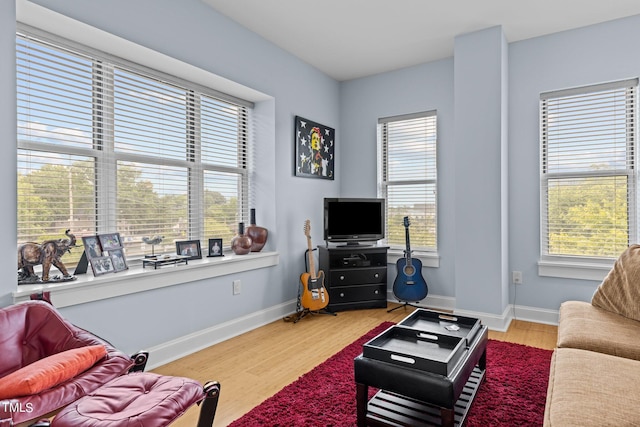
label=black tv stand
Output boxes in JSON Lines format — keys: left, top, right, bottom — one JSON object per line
{"left": 318, "top": 245, "right": 388, "bottom": 311}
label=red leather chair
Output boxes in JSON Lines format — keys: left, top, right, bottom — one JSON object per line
{"left": 0, "top": 300, "right": 221, "bottom": 427}
{"left": 0, "top": 301, "right": 133, "bottom": 426}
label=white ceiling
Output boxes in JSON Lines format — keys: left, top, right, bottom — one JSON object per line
{"left": 202, "top": 0, "right": 640, "bottom": 81}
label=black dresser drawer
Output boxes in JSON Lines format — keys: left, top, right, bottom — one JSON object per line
{"left": 318, "top": 245, "right": 389, "bottom": 312}
{"left": 329, "top": 283, "right": 387, "bottom": 303}
{"left": 330, "top": 267, "right": 387, "bottom": 287}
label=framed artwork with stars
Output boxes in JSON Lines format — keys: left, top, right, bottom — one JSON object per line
{"left": 294, "top": 115, "right": 335, "bottom": 180}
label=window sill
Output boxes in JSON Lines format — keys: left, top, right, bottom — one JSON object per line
{"left": 388, "top": 250, "right": 440, "bottom": 268}
{"left": 13, "top": 251, "right": 279, "bottom": 308}
{"left": 538, "top": 257, "right": 612, "bottom": 281}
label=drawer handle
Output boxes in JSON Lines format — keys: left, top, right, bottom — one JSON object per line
{"left": 340, "top": 275, "right": 345, "bottom": 280}
{"left": 418, "top": 332, "right": 438, "bottom": 341}
{"left": 374, "top": 273, "right": 379, "bottom": 278}
{"left": 391, "top": 354, "right": 415, "bottom": 365}
{"left": 340, "top": 293, "right": 345, "bottom": 298}
{"left": 374, "top": 290, "right": 379, "bottom": 294}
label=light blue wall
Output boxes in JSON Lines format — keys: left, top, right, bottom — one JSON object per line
{"left": 508, "top": 14, "right": 640, "bottom": 310}
{"left": 0, "top": 0, "right": 17, "bottom": 308}
{"left": 3, "top": 0, "right": 341, "bottom": 354}
{"left": 339, "top": 59, "right": 455, "bottom": 298}
{"left": 5, "top": 0, "right": 640, "bottom": 350}
{"left": 341, "top": 14, "right": 640, "bottom": 314}
{"left": 453, "top": 26, "right": 509, "bottom": 315}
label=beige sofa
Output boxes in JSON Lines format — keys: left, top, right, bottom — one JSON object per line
{"left": 544, "top": 245, "right": 640, "bottom": 426}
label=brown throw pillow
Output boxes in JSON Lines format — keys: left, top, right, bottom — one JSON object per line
{"left": 592, "top": 244, "right": 640, "bottom": 322}
{"left": 0, "top": 345, "right": 107, "bottom": 399}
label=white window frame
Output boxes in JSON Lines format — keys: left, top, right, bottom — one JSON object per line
{"left": 378, "top": 111, "right": 439, "bottom": 268}
{"left": 13, "top": 18, "right": 279, "bottom": 308}
{"left": 17, "top": 25, "right": 251, "bottom": 263}
{"left": 538, "top": 79, "right": 638, "bottom": 280}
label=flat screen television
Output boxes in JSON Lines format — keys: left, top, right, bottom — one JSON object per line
{"left": 323, "top": 198, "right": 385, "bottom": 246}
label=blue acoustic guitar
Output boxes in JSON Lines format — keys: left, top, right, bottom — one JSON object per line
{"left": 392, "top": 217, "right": 428, "bottom": 303}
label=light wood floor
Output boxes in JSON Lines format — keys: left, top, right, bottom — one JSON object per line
{"left": 153, "top": 304, "right": 558, "bottom": 426}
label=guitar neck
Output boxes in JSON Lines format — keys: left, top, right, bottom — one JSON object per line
{"left": 405, "top": 226, "right": 412, "bottom": 261}
{"left": 307, "top": 236, "right": 317, "bottom": 279}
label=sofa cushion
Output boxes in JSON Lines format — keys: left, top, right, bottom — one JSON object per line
{"left": 592, "top": 244, "right": 640, "bottom": 322}
{"left": 0, "top": 345, "right": 107, "bottom": 399}
{"left": 557, "top": 300, "right": 640, "bottom": 360}
{"left": 544, "top": 347, "right": 640, "bottom": 426}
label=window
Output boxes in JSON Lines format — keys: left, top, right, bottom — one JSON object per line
{"left": 17, "top": 28, "right": 251, "bottom": 265}
{"left": 540, "top": 79, "right": 637, "bottom": 261}
{"left": 378, "top": 111, "right": 438, "bottom": 252}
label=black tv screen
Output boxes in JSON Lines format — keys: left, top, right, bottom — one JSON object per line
{"left": 324, "top": 198, "right": 385, "bottom": 245}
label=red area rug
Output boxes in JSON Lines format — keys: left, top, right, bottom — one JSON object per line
{"left": 229, "top": 322, "right": 552, "bottom": 427}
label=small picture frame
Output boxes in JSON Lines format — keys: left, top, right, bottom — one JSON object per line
{"left": 208, "top": 238, "right": 224, "bottom": 257}
{"left": 82, "top": 236, "right": 102, "bottom": 259}
{"left": 90, "top": 256, "right": 115, "bottom": 276}
{"left": 110, "top": 248, "right": 128, "bottom": 272}
{"left": 82, "top": 232, "right": 128, "bottom": 276}
{"left": 176, "top": 240, "right": 202, "bottom": 260}
{"left": 98, "top": 233, "right": 122, "bottom": 251}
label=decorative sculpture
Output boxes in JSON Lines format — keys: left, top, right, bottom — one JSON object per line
{"left": 142, "top": 235, "right": 164, "bottom": 256}
{"left": 18, "top": 229, "right": 77, "bottom": 284}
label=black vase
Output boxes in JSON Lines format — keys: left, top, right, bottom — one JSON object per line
{"left": 246, "top": 209, "right": 268, "bottom": 252}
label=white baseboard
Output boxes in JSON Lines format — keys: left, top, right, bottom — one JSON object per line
{"left": 511, "top": 304, "right": 559, "bottom": 325}
{"left": 145, "top": 299, "right": 297, "bottom": 370}
{"left": 385, "top": 294, "right": 512, "bottom": 331}
{"left": 386, "top": 292, "right": 559, "bottom": 332}
{"left": 454, "top": 305, "right": 514, "bottom": 332}
{"left": 450, "top": 304, "right": 559, "bottom": 332}
{"left": 146, "top": 295, "right": 559, "bottom": 369}
{"left": 386, "top": 291, "right": 456, "bottom": 312}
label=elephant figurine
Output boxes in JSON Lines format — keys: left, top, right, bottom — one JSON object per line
{"left": 18, "top": 229, "right": 77, "bottom": 283}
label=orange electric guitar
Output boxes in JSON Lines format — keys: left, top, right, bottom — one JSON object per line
{"left": 300, "top": 220, "right": 329, "bottom": 311}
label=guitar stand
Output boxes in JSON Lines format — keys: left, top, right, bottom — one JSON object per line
{"left": 387, "top": 301, "right": 422, "bottom": 313}
{"left": 287, "top": 308, "right": 336, "bottom": 324}
{"left": 283, "top": 246, "right": 336, "bottom": 324}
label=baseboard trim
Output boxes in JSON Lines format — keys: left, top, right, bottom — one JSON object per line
{"left": 386, "top": 292, "right": 559, "bottom": 332}
{"left": 454, "top": 305, "right": 514, "bottom": 332}
{"left": 386, "top": 292, "right": 456, "bottom": 312}
{"left": 147, "top": 295, "right": 559, "bottom": 369}
{"left": 511, "top": 304, "right": 559, "bottom": 326}
{"left": 145, "top": 299, "right": 297, "bottom": 369}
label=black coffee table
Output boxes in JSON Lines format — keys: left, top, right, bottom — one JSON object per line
{"left": 354, "top": 309, "right": 488, "bottom": 427}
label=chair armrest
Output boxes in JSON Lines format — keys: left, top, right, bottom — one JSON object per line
{"left": 129, "top": 351, "right": 149, "bottom": 372}
{"left": 196, "top": 381, "right": 221, "bottom": 427}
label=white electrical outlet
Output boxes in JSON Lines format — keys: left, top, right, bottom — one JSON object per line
{"left": 233, "top": 280, "right": 241, "bottom": 295}
{"left": 512, "top": 271, "right": 523, "bottom": 285}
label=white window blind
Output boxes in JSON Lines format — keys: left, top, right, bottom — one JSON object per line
{"left": 379, "top": 111, "right": 438, "bottom": 251}
{"left": 17, "top": 28, "right": 251, "bottom": 264}
{"left": 540, "top": 79, "right": 637, "bottom": 259}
